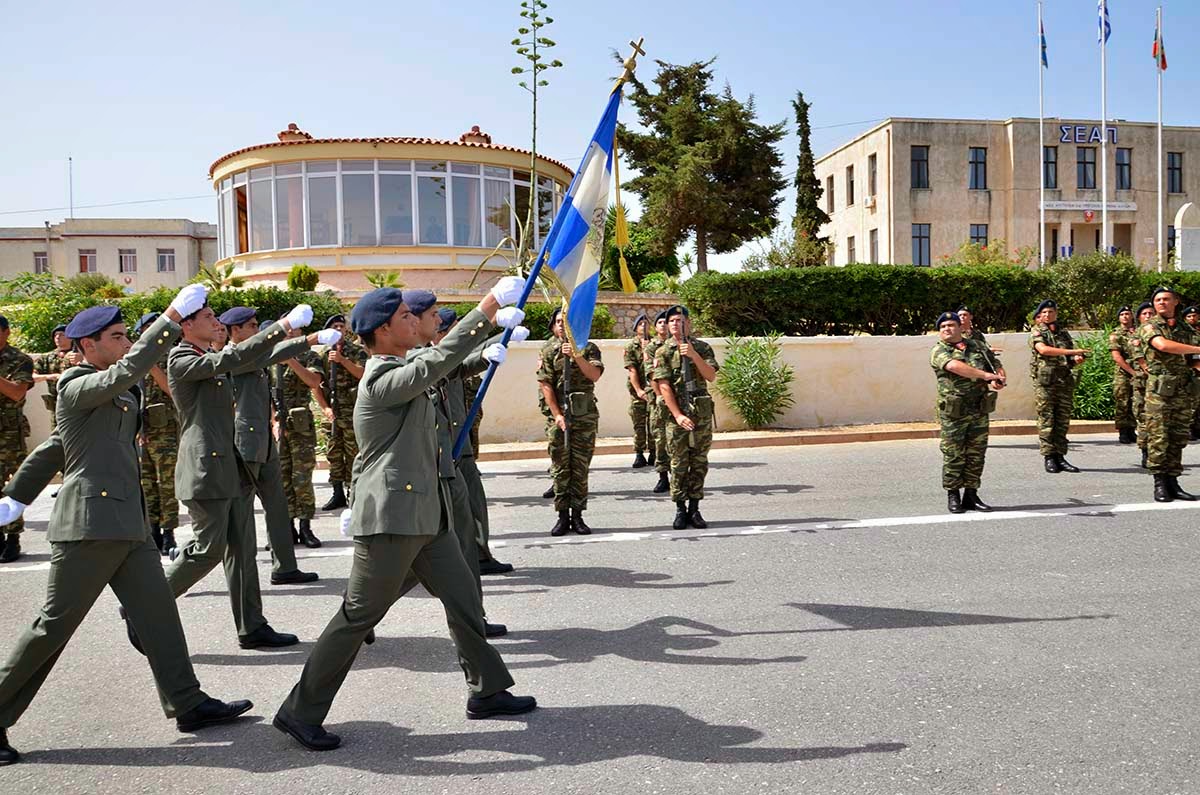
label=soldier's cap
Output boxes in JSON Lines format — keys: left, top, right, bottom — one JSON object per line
{"left": 133, "top": 312, "right": 160, "bottom": 335}
{"left": 1136, "top": 301, "right": 1154, "bottom": 316}
{"left": 665, "top": 305, "right": 689, "bottom": 320}
{"left": 1117, "top": 305, "right": 1132, "bottom": 316}
{"left": 324, "top": 313, "right": 346, "bottom": 329}
{"left": 437, "top": 308, "right": 458, "bottom": 333}
{"left": 401, "top": 289, "right": 437, "bottom": 316}
{"left": 1185, "top": 306, "right": 1200, "bottom": 317}
{"left": 350, "top": 288, "right": 404, "bottom": 335}
{"left": 1150, "top": 285, "right": 1179, "bottom": 300}
{"left": 1034, "top": 299, "right": 1057, "bottom": 315}
{"left": 217, "top": 306, "right": 256, "bottom": 326}
{"left": 51, "top": 324, "right": 68, "bottom": 336}
{"left": 633, "top": 312, "right": 648, "bottom": 331}
{"left": 956, "top": 306, "right": 972, "bottom": 315}
{"left": 66, "top": 305, "right": 123, "bottom": 339}
{"left": 0, "top": 315, "right": 9, "bottom": 330}
{"left": 936, "top": 311, "right": 961, "bottom": 329}
{"left": 654, "top": 309, "right": 668, "bottom": 324}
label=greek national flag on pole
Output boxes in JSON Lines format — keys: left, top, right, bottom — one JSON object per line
{"left": 1097, "top": 0, "right": 1110, "bottom": 44}
{"left": 1040, "top": 19, "right": 1048, "bottom": 68}
{"left": 542, "top": 88, "right": 622, "bottom": 349}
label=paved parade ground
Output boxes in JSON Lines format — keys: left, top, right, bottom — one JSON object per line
{"left": 2, "top": 435, "right": 1199, "bottom": 794}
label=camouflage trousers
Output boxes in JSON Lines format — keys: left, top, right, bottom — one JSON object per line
{"left": 1113, "top": 372, "right": 1135, "bottom": 431}
{"left": 140, "top": 429, "right": 179, "bottom": 530}
{"left": 1143, "top": 381, "right": 1193, "bottom": 476}
{"left": 1135, "top": 380, "right": 1148, "bottom": 450}
{"left": 1191, "top": 392, "right": 1200, "bottom": 438}
{"left": 323, "top": 414, "right": 358, "bottom": 483}
{"left": 547, "top": 416, "right": 598, "bottom": 512}
{"left": 0, "top": 430, "right": 26, "bottom": 535}
{"left": 628, "top": 395, "right": 650, "bottom": 453}
{"left": 280, "top": 409, "right": 317, "bottom": 520}
{"left": 939, "top": 412, "right": 990, "bottom": 490}
{"left": 667, "top": 416, "right": 713, "bottom": 502}
{"left": 1034, "top": 381, "right": 1073, "bottom": 456}
{"left": 650, "top": 397, "right": 670, "bottom": 474}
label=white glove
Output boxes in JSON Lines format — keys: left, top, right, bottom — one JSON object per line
{"left": 284, "top": 304, "right": 314, "bottom": 330}
{"left": 483, "top": 343, "right": 507, "bottom": 365}
{"left": 489, "top": 276, "right": 525, "bottom": 306}
{"left": 316, "top": 329, "right": 342, "bottom": 346}
{"left": 509, "top": 325, "right": 530, "bottom": 343}
{"left": 0, "top": 497, "right": 27, "bottom": 527}
{"left": 339, "top": 509, "right": 353, "bottom": 537}
{"left": 494, "top": 306, "right": 526, "bottom": 330}
{"left": 169, "top": 284, "right": 209, "bottom": 317}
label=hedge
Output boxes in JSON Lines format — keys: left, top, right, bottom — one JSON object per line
{"left": 445, "top": 301, "right": 615, "bottom": 341}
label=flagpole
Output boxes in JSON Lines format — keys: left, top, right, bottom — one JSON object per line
{"left": 1157, "top": 5, "right": 1164, "bottom": 272}
{"left": 1039, "top": 1, "right": 1046, "bottom": 266}
{"left": 1100, "top": 1, "right": 1109, "bottom": 256}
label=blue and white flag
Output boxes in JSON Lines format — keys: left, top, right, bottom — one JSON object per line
{"left": 541, "top": 88, "right": 622, "bottom": 349}
{"left": 1098, "top": 0, "right": 1110, "bottom": 44}
{"left": 1040, "top": 19, "right": 1048, "bottom": 68}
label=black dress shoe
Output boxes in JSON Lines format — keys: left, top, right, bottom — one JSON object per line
{"left": 632, "top": 451, "right": 648, "bottom": 469}
{"left": 1044, "top": 455, "right": 1061, "bottom": 474}
{"left": 653, "top": 472, "right": 670, "bottom": 494}
{"left": 0, "top": 728, "right": 20, "bottom": 766}
{"left": 485, "top": 622, "right": 508, "bottom": 638}
{"left": 479, "top": 559, "right": 514, "bottom": 576}
{"left": 1057, "top": 455, "right": 1080, "bottom": 473}
{"left": 238, "top": 625, "right": 299, "bottom": 650}
{"left": 550, "top": 510, "right": 570, "bottom": 537}
{"left": 1154, "top": 474, "right": 1173, "bottom": 503}
{"left": 0, "top": 534, "right": 21, "bottom": 564}
{"left": 541, "top": 485, "right": 555, "bottom": 499}
{"left": 119, "top": 606, "right": 146, "bottom": 656}
{"left": 962, "top": 488, "right": 992, "bottom": 512}
{"left": 364, "top": 629, "right": 376, "bottom": 645}
{"left": 571, "top": 508, "right": 592, "bottom": 535}
{"left": 176, "top": 697, "right": 254, "bottom": 732}
{"left": 271, "top": 569, "right": 319, "bottom": 585}
{"left": 466, "top": 690, "right": 538, "bottom": 720}
{"left": 947, "top": 489, "right": 964, "bottom": 513}
{"left": 672, "top": 501, "right": 689, "bottom": 530}
{"left": 687, "top": 498, "right": 707, "bottom": 529}
{"left": 1169, "top": 476, "right": 1198, "bottom": 501}
{"left": 297, "top": 519, "right": 322, "bottom": 549}
{"left": 273, "top": 710, "right": 341, "bottom": 751}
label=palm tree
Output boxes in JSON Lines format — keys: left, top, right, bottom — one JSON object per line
{"left": 364, "top": 270, "right": 403, "bottom": 289}
{"left": 194, "top": 261, "right": 246, "bottom": 292}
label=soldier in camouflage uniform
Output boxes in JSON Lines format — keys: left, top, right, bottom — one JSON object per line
{"left": 930, "top": 311, "right": 1006, "bottom": 514}
{"left": 132, "top": 313, "right": 180, "bottom": 555}
{"left": 646, "top": 310, "right": 671, "bottom": 493}
{"left": 653, "top": 305, "right": 720, "bottom": 531}
{"left": 1029, "top": 299, "right": 1090, "bottom": 473}
{"left": 1139, "top": 286, "right": 1200, "bottom": 502}
{"left": 623, "top": 313, "right": 653, "bottom": 469}
{"left": 538, "top": 307, "right": 604, "bottom": 536}
{"left": 1184, "top": 306, "right": 1200, "bottom": 441}
{"left": 31, "top": 324, "right": 77, "bottom": 431}
{"left": 315, "top": 314, "right": 366, "bottom": 510}
{"left": 1131, "top": 303, "right": 1153, "bottom": 467}
{"left": 956, "top": 306, "right": 989, "bottom": 350}
{"left": 274, "top": 335, "right": 324, "bottom": 536}
{"left": 0, "top": 315, "right": 33, "bottom": 563}
{"left": 1108, "top": 306, "right": 1140, "bottom": 445}
{"left": 537, "top": 333, "right": 560, "bottom": 501}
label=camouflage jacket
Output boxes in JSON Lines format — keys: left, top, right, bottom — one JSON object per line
{"left": 33, "top": 348, "right": 72, "bottom": 407}
{"left": 537, "top": 339, "right": 604, "bottom": 399}
{"left": 930, "top": 337, "right": 993, "bottom": 403}
{"left": 273, "top": 349, "right": 323, "bottom": 412}
{"left": 653, "top": 338, "right": 719, "bottom": 402}
{"left": 622, "top": 336, "right": 652, "bottom": 397}
{"left": 318, "top": 336, "right": 367, "bottom": 413}
{"left": 0, "top": 344, "right": 34, "bottom": 432}
{"left": 1108, "top": 326, "right": 1144, "bottom": 377}
{"left": 1138, "top": 314, "right": 1200, "bottom": 378}
{"left": 1028, "top": 322, "right": 1075, "bottom": 379}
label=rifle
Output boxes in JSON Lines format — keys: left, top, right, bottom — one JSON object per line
{"left": 327, "top": 344, "right": 340, "bottom": 443}
{"left": 674, "top": 321, "right": 698, "bottom": 449}
{"left": 561, "top": 343, "right": 572, "bottom": 481}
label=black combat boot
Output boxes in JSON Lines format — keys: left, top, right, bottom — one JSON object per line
{"left": 1044, "top": 455, "right": 1062, "bottom": 473}
{"left": 321, "top": 481, "right": 348, "bottom": 511}
{"left": 1141, "top": 448, "right": 1149, "bottom": 469}
{"left": 0, "top": 534, "right": 20, "bottom": 563}
{"left": 150, "top": 523, "right": 163, "bottom": 553}
{"left": 571, "top": 508, "right": 592, "bottom": 535}
{"left": 290, "top": 519, "right": 301, "bottom": 546}
{"left": 687, "top": 498, "right": 707, "bottom": 529}
{"left": 653, "top": 472, "right": 670, "bottom": 494}
{"left": 298, "top": 519, "right": 322, "bottom": 548}
{"left": 1056, "top": 454, "right": 1081, "bottom": 473}
{"left": 1118, "top": 428, "right": 1136, "bottom": 444}
{"left": 550, "top": 509, "right": 571, "bottom": 537}
{"left": 962, "top": 488, "right": 992, "bottom": 512}
{"left": 161, "top": 528, "right": 177, "bottom": 558}
{"left": 1154, "top": 474, "right": 1172, "bottom": 502}
{"left": 1169, "top": 476, "right": 1198, "bottom": 501}
{"left": 947, "top": 489, "right": 964, "bottom": 514}
{"left": 0, "top": 728, "right": 20, "bottom": 766}
{"left": 647, "top": 449, "right": 656, "bottom": 468}
{"left": 672, "top": 501, "right": 689, "bottom": 530}
{"left": 542, "top": 485, "right": 555, "bottom": 499}
{"left": 632, "top": 451, "right": 648, "bottom": 469}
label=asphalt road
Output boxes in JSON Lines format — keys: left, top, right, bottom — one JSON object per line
{"left": 1, "top": 434, "right": 1198, "bottom": 794}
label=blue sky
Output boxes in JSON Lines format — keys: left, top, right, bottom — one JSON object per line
{"left": 1, "top": 0, "right": 1195, "bottom": 272}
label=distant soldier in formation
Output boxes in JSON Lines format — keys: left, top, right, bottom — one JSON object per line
{"left": 624, "top": 313, "right": 653, "bottom": 469}
{"left": 1028, "top": 299, "right": 1089, "bottom": 474}
{"left": 1108, "top": 306, "right": 1139, "bottom": 445}
{"left": 133, "top": 312, "right": 181, "bottom": 555}
{"left": 1139, "top": 286, "right": 1200, "bottom": 502}
{"left": 1184, "top": 306, "right": 1200, "bottom": 441}
{"left": 929, "top": 311, "right": 1006, "bottom": 514}
{"left": 538, "top": 329, "right": 559, "bottom": 501}
{"left": 956, "top": 306, "right": 988, "bottom": 350}
{"left": 274, "top": 320, "right": 326, "bottom": 552}
{"left": 538, "top": 307, "right": 604, "bottom": 536}
{"left": 653, "top": 305, "right": 719, "bottom": 530}
{"left": 316, "top": 314, "right": 366, "bottom": 512}
{"left": 1132, "top": 302, "right": 1154, "bottom": 468}
{"left": 31, "top": 324, "right": 77, "bottom": 431}
{"left": 646, "top": 310, "right": 671, "bottom": 494}
{"left": 0, "top": 315, "right": 33, "bottom": 563}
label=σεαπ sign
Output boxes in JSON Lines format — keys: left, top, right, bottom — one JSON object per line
{"left": 1060, "top": 125, "right": 1117, "bottom": 144}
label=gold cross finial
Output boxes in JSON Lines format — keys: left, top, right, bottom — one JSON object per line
{"left": 616, "top": 37, "right": 646, "bottom": 86}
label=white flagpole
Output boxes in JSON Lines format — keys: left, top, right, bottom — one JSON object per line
{"left": 1100, "top": 1, "right": 1108, "bottom": 255}
{"left": 1157, "top": 6, "right": 1164, "bottom": 272}
{"left": 1039, "top": 1, "right": 1046, "bottom": 266}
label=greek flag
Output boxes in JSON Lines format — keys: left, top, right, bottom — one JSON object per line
{"left": 1098, "top": 0, "right": 1110, "bottom": 44}
{"left": 1040, "top": 19, "right": 1048, "bottom": 68}
{"left": 540, "top": 88, "right": 622, "bottom": 349}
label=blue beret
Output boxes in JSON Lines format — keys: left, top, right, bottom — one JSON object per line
{"left": 401, "top": 289, "right": 437, "bottom": 316}
{"left": 1136, "top": 301, "right": 1153, "bottom": 316}
{"left": 0, "top": 315, "right": 8, "bottom": 330}
{"left": 218, "top": 306, "right": 256, "bottom": 326}
{"left": 133, "top": 312, "right": 160, "bottom": 334}
{"left": 654, "top": 309, "right": 668, "bottom": 323}
{"left": 1151, "top": 285, "right": 1178, "bottom": 301}
{"left": 665, "top": 305, "right": 689, "bottom": 319}
{"left": 1034, "top": 299, "right": 1057, "bottom": 315}
{"left": 1184, "top": 306, "right": 1199, "bottom": 317}
{"left": 956, "top": 306, "right": 971, "bottom": 315}
{"left": 936, "top": 311, "right": 960, "bottom": 328}
{"left": 1117, "top": 305, "right": 1131, "bottom": 316}
{"left": 350, "top": 288, "right": 404, "bottom": 335}
{"left": 633, "top": 312, "right": 648, "bottom": 330}
{"left": 66, "top": 305, "right": 123, "bottom": 339}
{"left": 437, "top": 308, "right": 458, "bottom": 333}
{"left": 324, "top": 313, "right": 346, "bottom": 330}
{"left": 52, "top": 324, "right": 68, "bottom": 335}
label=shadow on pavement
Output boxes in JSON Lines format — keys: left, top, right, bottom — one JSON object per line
{"left": 481, "top": 566, "right": 734, "bottom": 594}
{"left": 489, "top": 482, "right": 812, "bottom": 510}
{"left": 787, "top": 603, "right": 1115, "bottom": 632}
{"left": 492, "top": 460, "right": 767, "bottom": 481}
{"left": 505, "top": 516, "right": 853, "bottom": 545}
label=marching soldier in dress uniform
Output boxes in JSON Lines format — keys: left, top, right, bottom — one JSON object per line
{"left": 272, "top": 279, "right": 536, "bottom": 753}
{"left": 538, "top": 307, "right": 604, "bottom": 536}
{"left": 31, "top": 324, "right": 78, "bottom": 432}
{"left": 274, "top": 319, "right": 326, "bottom": 551}
{"left": 930, "top": 311, "right": 1006, "bottom": 513}
{"left": 0, "top": 291, "right": 253, "bottom": 766}
{"left": 0, "top": 315, "right": 33, "bottom": 564}
{"left": 653, "top": 305, "right": 720, "bottom": 530}
{"left": 1029, "top": 299, "right": 1090, "bottom": 473}
{"left": 133, "top": 312, "right": 181, "bottom": 555}
{"left": 646, "top": 310, "right": 671, "bottom": 493}
{"left": 624, "top": 313, "right": 653, "bottom": 469}
{"left": 1108, "top": 306, "right": 1139, "bottom": 445}
{"left": 317, "top": 314, "right": 366, "bottom": 512}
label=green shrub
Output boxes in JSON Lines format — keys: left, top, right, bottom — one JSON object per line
{"left": 446, "top": 301, "right": 615, "bottom": 341}
{"left": 715, "top": 333, "right": 795, "bottom": 429}
{"left": 1046, "top": 252, "right": 1142, "bottom": 328}
{"left": 1071, "top": 328, "right": 1116, "bottom": 420}
{"left": 287, "top": 263, "right": 320, "bottom": 291}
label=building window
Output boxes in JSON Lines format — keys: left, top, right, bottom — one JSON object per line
{"left": 969, "top": 147, "right": 987, "bottom": 190}
{"left": 156, "top": 249, "right": 175, "bottom": 273}
{"left": 1168, "top": 152, "right": 1183, "bottom": 193}
{"left": 846, "top": 165, "right": 855, "bottom": 207}
{"left": 1077, "top": 147, "right": 1097, "bottom": 190}
{"left": 1168, "top": 225, "right": 1176, "bottom": 253}
{"left": 869, "top": 229, "right": 879, "bottom": 263}
{"left": 912, "top": 224, "right": 931, "bottom": 266}
{"left": 911, "top": 146, "right": 930, "bottom": 189}
{"left": 118, "top": 249, "right": 137, "bottom": 273}
{"left": 1043, "top": 146, "right": 1058, "bottom": 190}
{"left": 1115, "top": 148, "right": 1132, "bottom": 191}
{"left": 867, "top": 154, "right": 877, "bottom": 197}
{"left": 970, "top": 224, "right": 988, "bottom": 247}
{"left": 825, "top": 175, "right": 835, "bottom": 213}
{"left": 33, "top": 252, "right": 48, "bottom": 274}
{"left": 847, "top": 235, "right": 856, "bottom": 264}
{"left": 78, "top": 249, "right": 96, "bottom": 273}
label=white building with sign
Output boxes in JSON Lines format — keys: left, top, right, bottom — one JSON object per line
{"left": 815, "top": 117, "right": 1199, "bottom": 267}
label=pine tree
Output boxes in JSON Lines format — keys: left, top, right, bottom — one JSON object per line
{"left": 791, "top": 91, "right": 829, "bottom": 240}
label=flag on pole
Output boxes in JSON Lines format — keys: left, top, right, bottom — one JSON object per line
{"left": 1153, "top": 17, "right": 1167, "bottom": 70}
{"left": 1040, "top": 19, "right": 1048, "bottom": 68}
{"left": 1098, "top": 0, "right": 1111, "bottom": 44}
